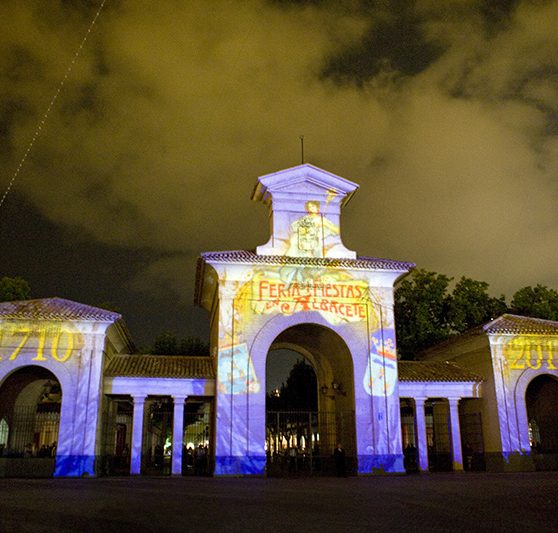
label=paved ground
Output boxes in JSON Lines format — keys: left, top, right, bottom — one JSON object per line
{"left": 0, "top": 472, "right": 557, "bottom": 532}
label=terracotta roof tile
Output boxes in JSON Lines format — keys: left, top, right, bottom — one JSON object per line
{"left": 105, "top": 354, "right": 215, "bottom": 379}
{"left": 0, "top": 297, "right": 121, "bottom": 322}
{"left": 484, "top": 314, "right": 558, "bottom": 335}
{"left": 201, "top": 250, "right": 415, "bottom": 271}
{"left": 398, "top": 361, "right": 483, "bottom": 382}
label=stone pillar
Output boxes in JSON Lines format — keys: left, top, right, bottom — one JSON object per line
{"left": 130, "top": 395, "right": 146, "bottom": 475}
{"left": 414, "top": 397, "right": 429, "bottom": 473}
{"left": 448, "top": 397, "right": 463, "bottom": 471}
{"left": 172, "top": 395, "right": 187, "bottom": 476}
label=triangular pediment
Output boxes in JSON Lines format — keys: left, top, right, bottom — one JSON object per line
{"left": 264, "top": 177, "right": 332, "bottom": 195}
{"left": 252, "top": 164, "right": 358, "bottom": 205}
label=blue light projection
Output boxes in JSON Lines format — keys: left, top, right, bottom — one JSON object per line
{"left": 364, "top": 328, "right": 397, "bottom": 397}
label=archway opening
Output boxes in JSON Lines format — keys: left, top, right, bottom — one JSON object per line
{"left": 0, "top": 366, "right": 61, "bottom": 476}
{"left": 526, "top": 374, "right": 558, "bottom": 454}
{"left": 265, "top": 323, "right": 356, "bottom": 476}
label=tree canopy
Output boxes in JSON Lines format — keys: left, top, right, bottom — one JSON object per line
{"left": 266, "top": 359, "right": 317, "bottom": 411}
{"left": 0, "top": 276, "right": 31, "bottom": 302}
{"left": 395, "top": 270, "right": 507, "bottom": 359}
{"left": 448, "top": 277, "right": 508, "bottom": 333}
{"left": 395, "top": 270, "right": 454, "bottom": 358}
{"left": 144, "top": 331, "right": 209, "bottom": 356}
{"left": 510, "top": 285, "right": 558, "bottom": 321}
{"left": 395, "top": 269, "right": 557, "bottom": 359}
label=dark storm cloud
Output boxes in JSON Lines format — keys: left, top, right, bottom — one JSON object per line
{"left": 1, "top": 0, "right": 558, "bottom": 339}
{"left": 322, "top": 3, "right": 445, "bottom": 84}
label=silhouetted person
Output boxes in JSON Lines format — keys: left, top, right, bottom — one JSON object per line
{"left": 334, "top": 443, "right": 346, "bottom": 477}
{"left": 404, "top": 443, "right": 417, "bottom": 471}
{"left": 313, "top": 444, "right": 321, "bottom": 471}
{"left": 154, "top": 444, "right": 164, "bottom": 468}
{"left": 185, "top": 446, "right": 194, "bottom": 474}
{"left": 24, "top": 443, "right": 33, "bottom": 458}
{"left": 195, "top": 444, "right": 207, "bottom": 475}
{"left": 38, "top": 445, "right": 49, "bottom": 458}
{"left": 464, "top": 443, "right": 473, "bottom": 471}
{"left": 288, "top": 446, "right": 297, "bottom": 473}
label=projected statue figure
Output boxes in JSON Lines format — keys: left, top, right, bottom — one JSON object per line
{"left": 287, "top": 201, "right": 340, "bottom": 258}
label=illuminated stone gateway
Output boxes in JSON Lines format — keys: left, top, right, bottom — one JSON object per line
{"left": 0, "top": 164, "right": 557, "bottom": 477}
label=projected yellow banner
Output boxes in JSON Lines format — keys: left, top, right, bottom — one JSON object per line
{"left": 253, "top": 279, "right": 368, "bottom": 321}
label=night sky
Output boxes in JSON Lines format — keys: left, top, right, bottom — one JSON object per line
{"left": 1, "top": 0, "right": 558, "bottom": 351}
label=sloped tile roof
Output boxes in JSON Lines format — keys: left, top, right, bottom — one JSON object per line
{"left": 201, "top": 250, "right": 415, "bottom": 271}
{"left": 0, "top": 297, "right": 121, "bottom": 322}
{"left": 419, "top": 314, "right": 558, "bottom": 359}
{"left": 398, "top": 361, "right": 483, "bottom": 382}
{"left": 105, "top": 354, "right": 215, "bottom": 379}
{"left": 484, "top": 314, "right": 558, "bottom": 335}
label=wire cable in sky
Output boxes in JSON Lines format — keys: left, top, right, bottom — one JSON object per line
{"left": 0, "top": 0, "right": 108, "bottom": 211}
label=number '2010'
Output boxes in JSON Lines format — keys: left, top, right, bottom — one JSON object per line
{"left": 507, "top": 341, "right": 557, "bottom": 371}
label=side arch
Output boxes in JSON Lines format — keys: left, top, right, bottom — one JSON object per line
{"left": 0, "top": 364, "right": 68, "bottom": 476}
{"left": 513, "top": 368, "right": 558, "bottom": 452}
{"left": 0, "top": 361, "right": 73, "bottom": 400}
{"left": 524, "top": 373, "right": 558, "bottom": 455}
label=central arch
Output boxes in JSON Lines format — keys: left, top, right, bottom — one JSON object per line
{"left": 264, "top": 323, "right": 356, "bottom": 476}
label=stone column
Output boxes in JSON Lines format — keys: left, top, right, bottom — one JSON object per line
{"left": 172, "top": 395, "right": 187, "bottom": 476}
{"left": 448, "top": 397, "right": 463, "bottom": 471}
{"left": 130, "top": 395, "right": 146, "bottom": 475}
{"left": 414, "top": 397, "right": 429, "bottom": 473}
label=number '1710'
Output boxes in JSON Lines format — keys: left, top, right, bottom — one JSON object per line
{"left": 0, "top": 327, "right": 76, "bottom": 362}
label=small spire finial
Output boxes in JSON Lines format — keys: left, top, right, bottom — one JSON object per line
{"left": 299, "top": 135, "right": 304, "bottom": 164}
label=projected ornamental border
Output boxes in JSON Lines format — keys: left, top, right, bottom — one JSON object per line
{"left": 197, "top": 164, "right": 414, "bottom": 475}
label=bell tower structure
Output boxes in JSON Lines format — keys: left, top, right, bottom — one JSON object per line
{"left": 196, "top": 164, "right": 414, "bottom": 476}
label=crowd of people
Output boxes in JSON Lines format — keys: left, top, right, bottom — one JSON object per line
{"left": 265, "top": 443, "right": 349, "bottom": 476}
{"left": 183, "top": 443, "right": 210, "bottom": 475}
{"left": 7, "top": 441, "right": 58, "bottom": 458}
